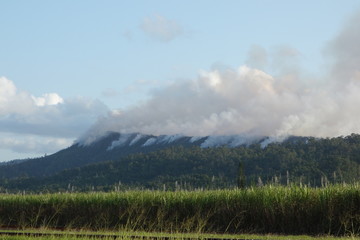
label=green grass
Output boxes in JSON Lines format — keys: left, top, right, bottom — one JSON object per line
{"left": 0, "top": 229, "right": 360, "bottom": 240}
{"left": 0, "top": 185, "right": 360, "bottom": 236}
{"left": 0, "top": 237, "right": 96, "bottom": 240}
{"left": 0, "top": 230, "right": 359, "bottom": 240}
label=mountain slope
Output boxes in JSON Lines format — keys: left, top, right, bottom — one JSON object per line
{"left": 0, "top": 132, "right": 189, "bottom": 178}
{"left": 0, "top": 132, "right": 270, "bottom": 179}
{"left": 2, "top": 134, "right": 360, "bottom": 192}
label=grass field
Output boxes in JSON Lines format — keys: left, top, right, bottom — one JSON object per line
{"left": 0, "top": 230, "right": 360, "bottom": 240}
{"left": 0, "top": 231, "right": 360, "bottom": 240}
{"left": 0, "top": 184, "right": 359, "bottom": 236}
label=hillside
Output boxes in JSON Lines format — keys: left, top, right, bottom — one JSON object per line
{"left": 0, "top": 132, "right": 197, "bottom": 179}
{"left": 1, "top": 134, "right": 360, "bottom": 192}
{"left": 0, "top": 132, "right": 269, "bottom": 179}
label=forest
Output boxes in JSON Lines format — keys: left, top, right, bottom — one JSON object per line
{"left": 1, "top": 134, "right": 360, "bottom": 192}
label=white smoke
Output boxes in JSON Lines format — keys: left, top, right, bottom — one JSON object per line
{"left": 80, "top": 10, "right": 360, "bottom": 144}
{"left": 326, "top": 10, "right": 360, "bottom": 84}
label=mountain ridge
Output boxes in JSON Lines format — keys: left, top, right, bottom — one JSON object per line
{"left": 2, "top": 133, "right": 360, "bottom": 192}
{"left": 0, "top": 132, "right": 286, "bottom": 179}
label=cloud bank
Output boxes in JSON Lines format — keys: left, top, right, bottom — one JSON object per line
{"left": 0, "top": 77, "right": 108, "bottom": 154}
{"left": 0, "top": 135, "right": 72, "bottom": 155}
{"left": 81, "top": 10, "right": 360, "bottom": 143}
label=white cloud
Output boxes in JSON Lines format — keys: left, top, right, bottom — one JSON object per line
{"left": 140, "top": 14, "right": 183, "bottom": 42}
{"left": 0, "top": 77, "right": 16, "bottom": 102}
{"left": 0, "top": 78, "right": 109, "bottom": 157}
{"left": 0, "top": 134, "right": 72, "bottom": 154}
{"left": 32, "top": 93, "right": 64, "bottom": 106}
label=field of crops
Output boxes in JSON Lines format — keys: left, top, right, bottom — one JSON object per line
{"left": 0, "top": 230, "right": 359, "bottom": 240}
{"left": 0, "top": 185, "right": 359, "bottom": 236}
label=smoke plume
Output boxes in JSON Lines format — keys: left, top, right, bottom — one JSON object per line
{"left": 80, "top": 10, "right": 360, "bottom": 144}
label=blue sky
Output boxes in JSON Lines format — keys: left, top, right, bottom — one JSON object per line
{"left": 1, "top": 0, "right": 360, "bottom": 161}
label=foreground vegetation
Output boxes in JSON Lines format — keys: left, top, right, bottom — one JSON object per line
{"left": 0, "top": 185, "right": 359, "bottom": 236}
{"left": 0, "top": 229, "right": 360, "bottom": 240}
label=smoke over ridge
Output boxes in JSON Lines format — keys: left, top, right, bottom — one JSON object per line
{"left": 80, "top": 10, "right": 360, "bottom": 144}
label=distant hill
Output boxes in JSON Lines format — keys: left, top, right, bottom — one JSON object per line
{"left": 0, "top": 132, "right": 272, "bottom": 179}
{"left": 0, "top": 159, "right": 27, "bottom": 166}
{"left": 1, "top": 133, "right": 360, "bottom": 192}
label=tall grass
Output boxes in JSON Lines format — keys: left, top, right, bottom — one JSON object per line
{"left": 0, "top": 185, "right": 359, "bottom": 236}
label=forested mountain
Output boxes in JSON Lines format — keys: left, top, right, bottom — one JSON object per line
{"left": 0, "top": 132, "right": 270, "bottom": 179}
{"left": 0, "top": 132, "right": 199, "bottom": 179}
{"left": 1, "top": 133, "right": 360, "bottom": 192}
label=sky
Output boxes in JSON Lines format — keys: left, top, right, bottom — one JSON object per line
{"left": 1, "top": 0, "right": 360, "bottom": 161}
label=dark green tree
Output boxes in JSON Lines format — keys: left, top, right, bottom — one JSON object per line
{"left": 237, "top": 161, "right": 246, "bottom": 189}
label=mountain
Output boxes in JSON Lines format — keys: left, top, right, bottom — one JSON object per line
{"left": 5, "top": 132, "right": 360, "bottom": 192}
{"left": 2, "top": 133, "right": 360, "bottom": 192}
{"left": 0, "top": 159, "right": 27, "bottom": 166}
{"left": 0, "top": 132, "right": 273, "bottom": 179}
